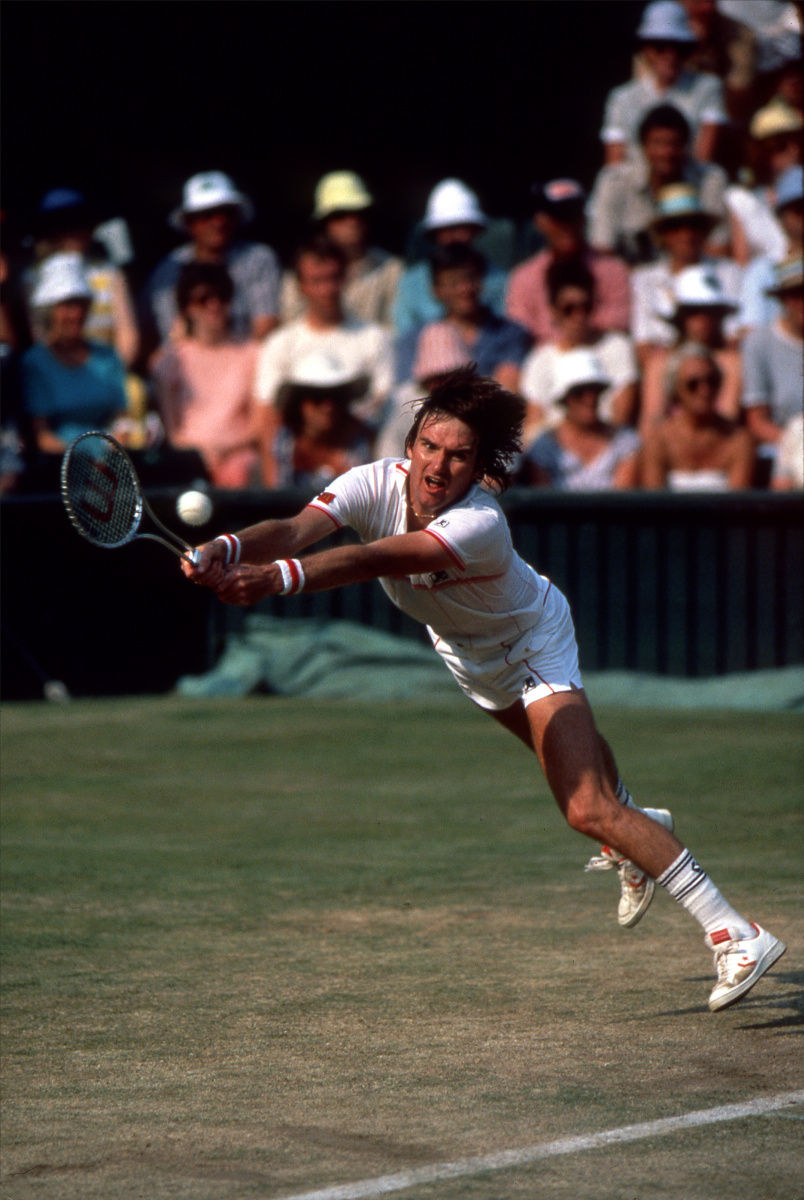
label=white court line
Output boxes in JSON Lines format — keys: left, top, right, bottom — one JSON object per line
{"left": 279, "top": 1090, "right": 804, "bottom": 1200}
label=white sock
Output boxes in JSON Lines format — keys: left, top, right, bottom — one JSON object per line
{"left": 615, "top": 778, "right": 639, "bottom": 810}
{"left": 657, "top": 850, "right": 755, "bottom": 943}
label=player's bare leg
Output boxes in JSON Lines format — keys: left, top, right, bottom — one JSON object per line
{"left": 488, "top": 695, "right": 674, "bottom": 925}
{"left": 487, "top": 689, "right": 786, "bottom": 1009}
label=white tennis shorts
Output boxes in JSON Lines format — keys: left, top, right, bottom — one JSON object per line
{"left": 433, "top": 581, "right": 583, "bottom": 711}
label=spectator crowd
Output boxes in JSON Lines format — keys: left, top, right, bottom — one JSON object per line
{"left": 2, "top": 1, "right": 802, "bottom": 496}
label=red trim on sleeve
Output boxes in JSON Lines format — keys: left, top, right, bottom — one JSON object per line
{"left": 306, "top": 501, "right": 342, "bottom": 529}
{"left": 424, "top": 527, "right": 466, "bottom": 571}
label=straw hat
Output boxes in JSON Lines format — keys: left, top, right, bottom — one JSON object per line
{"left": 314, "top": 171, "right": 373, "bottom": 219}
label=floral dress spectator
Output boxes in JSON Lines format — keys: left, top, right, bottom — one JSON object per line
{"left": 21, "top": 253, "right": 128, "bottom": 454}
{"left": 523, "top": 349, "right": 641, "bottom": 490}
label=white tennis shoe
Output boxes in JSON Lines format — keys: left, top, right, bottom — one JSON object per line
{"left": 584, "top": 808, "right": 675, "bottom": 928}
{"left": 706, "top": 924, "right": 786, "bottom": 1012}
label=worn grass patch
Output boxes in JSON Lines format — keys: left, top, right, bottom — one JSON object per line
{"left": 2, "top": 697, "right": 802, "bottom": 1199}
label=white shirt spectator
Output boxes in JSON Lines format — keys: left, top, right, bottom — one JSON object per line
{"left": 254, "top": 315, "right": 394, "bottom": 427}
{"left": 631, "top": 257, "right": 743, "bottom": 346}
{"left": 601, "top": 72, "right": 728, "bottom": 158}
{"left": 520, "top": 333, "right": 639, "bottom": 427}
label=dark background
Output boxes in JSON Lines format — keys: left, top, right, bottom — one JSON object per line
{"left": 2, "top": 1, "right": 638, "bottom": 280}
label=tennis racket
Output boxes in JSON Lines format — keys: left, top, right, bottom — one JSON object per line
{"left": 61, "top": 431, "right": 201, "bottom": 564}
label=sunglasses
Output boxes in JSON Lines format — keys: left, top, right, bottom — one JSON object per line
{"left": 680, "top": 374, "right": 719, "bottom": 393}
{"left": 557, "top": 300, "right": 593, "bottom": 316}
{"left": 187, "top": 289, "right": 226, "bottom": 307}
{"left": 646, "top": 39, "right": 686, "bottom": 54}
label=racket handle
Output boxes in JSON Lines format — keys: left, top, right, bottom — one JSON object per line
{"left": 185, "top": 548, "right": 202, "bottom": 566}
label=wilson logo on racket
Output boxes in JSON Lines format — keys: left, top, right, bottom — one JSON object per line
{"left": 80, "top": 459, "right": 120, "bottom": 523}
{"left": 61, "top": 432, "right": 201, "bottom": 564}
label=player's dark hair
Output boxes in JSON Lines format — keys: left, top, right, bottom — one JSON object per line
{"left": 404, "top": 366, "right": 525, "bottom": 493}
{"left": 638, "top": 103, "right": 691, "bottom": 145}
{"left": 546, "top": 257, "right": 596, "bottom": 305}
{"left": 428, "top": 242, "right": 487, "bottom": 282}
{"left": 176, "top": 262, "right": 234, "bottom": 314}
{"left": 292, "top": 233, "right": 347, "bottom": 278}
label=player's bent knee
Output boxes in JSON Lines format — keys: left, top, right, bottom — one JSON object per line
{"left": 563, "top": 790, "right": 614, "bottom": 840}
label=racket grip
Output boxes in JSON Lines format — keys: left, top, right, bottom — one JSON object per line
{"left": 186, "top": 548, "right": 202, "bottom": 566}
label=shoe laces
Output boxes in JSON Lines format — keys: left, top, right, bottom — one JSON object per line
{"left": 584, "top": 846, "right": 623, "bottom": 873}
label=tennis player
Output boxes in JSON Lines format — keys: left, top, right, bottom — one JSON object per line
{"left": 184, "top": 366, "right": 785, "bottom": 1012}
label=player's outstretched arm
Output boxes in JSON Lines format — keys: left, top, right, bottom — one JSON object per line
{"left": 181, "top": 508, "right": 337, "bottom": 587}
{"left": 208, "top": 530, "right": 454, "bottom": 607}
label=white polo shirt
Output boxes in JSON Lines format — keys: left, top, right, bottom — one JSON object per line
{"left": 307, "top": 458, "right": 550, "bottom": 657}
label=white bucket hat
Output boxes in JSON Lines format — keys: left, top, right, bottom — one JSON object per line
{"left": 314, "top": 171, "right": 373, "bottom": 219}
{"left": 636, "top": 0, "right": 697, "bottom": 43}
{"left": 671, "top": 265, "right": 738, "bottom": 313}
{"left": 287, "top": 351, "right": 363, "bottom": 390}
{"left": 422, "top": 179, "right": 488, "bottom": 231}
{"left": 31, "top": 252, "right": 93, "bottom": 307}
{"left": 277, "top": 351, "right": 368, "bottom": 411}
{"left": 550, "top": 349, "right": 610, "bottom": 404}
{"left": 169, "top": 171, "right": 254, "bottom": 232}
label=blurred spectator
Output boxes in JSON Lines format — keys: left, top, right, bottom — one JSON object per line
{"left": 631, "top": 184, "right": 742, "bottom": 363}
{"left": 374, "top": 320, "right": 471, "bottom": 462}
{"left": 725, "top": 102, "right": 802, "bottom": 264}
{"left": 255, "top": 235, "right": 393, "bottom": 484}
{"left": 741, "top": 254, "right": 804, "bottom": 471}
{"left": 141, "top": 172, "right": 280, "bottom": 354}
{"left": 520, "top": 258, "right": 639, "bottom": 438}
{"left": 522, "top": 349, "right": 641, "bottom": 489}
{"left": 506, "top": 180, "right": 631, "bottom": 342}
{"left": 280, "top": 171, "right": 402, "bottom": 327}
{"left": 601, "top": 1, "right": 728, "bottom": 164}
{"left": 272, "top": 351, "right": 373, "bottom": 489}
{"left": 392, "top": 180, "right": 508, "bottom": 335}
{"left": 150, "top": 263, "right": 261, "bottom": 488}
{"left": 679, "top": 1, "right": 758, "bottom": 121}
{"left": 24, "top": 189, "right": 139, "bottom": 365}
{"left": 588, "top": 103, "right": 729, "bottom": 264}
{"left": 641, "top": 341, "right": 755, "bottom": 488}
{"left": 640, "top": 263, "right": 742, "bottom": 433}
{"left": 771, "top": 412, "right": 804, "bottom": 488}
{"left": 1, "top": 242, "right": 27, "bottom": 492}
{"left": 719, "top": 1, "right": 802, "bottom": 109}
{"left": 739, "top": 164, "right": 803, "bottom": 327}
{"left": 21, "top": 253, "right": 128, "bottom": 454}
{"left": 401, "top": 244, "right": 531, "bottom": 393}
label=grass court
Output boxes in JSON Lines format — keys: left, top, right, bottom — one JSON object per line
{"left": 1, "top": 695, "right": 802, "bottom": 1198}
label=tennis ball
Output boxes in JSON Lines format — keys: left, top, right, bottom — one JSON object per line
{"left": 176, "top": 489, "right": 213, "bottom": 526}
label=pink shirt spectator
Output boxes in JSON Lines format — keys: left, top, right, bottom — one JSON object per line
{"left": 506, "top": 250, "right": 631, "bottom": 343}
{"left": 152, "top": 338, "right": 261, "bottom": 488}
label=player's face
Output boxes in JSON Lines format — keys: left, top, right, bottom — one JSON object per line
{"left": 408, "top": 415, "right": 481, "bottom": 517}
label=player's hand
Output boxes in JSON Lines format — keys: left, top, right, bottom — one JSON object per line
{"left": 181, "top": 541, "right": 227, "bottom": 587}
{"left": 210, "top": 563, "right": 284, "bottom": 606}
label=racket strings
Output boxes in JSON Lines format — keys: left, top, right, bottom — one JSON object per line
{"left": 63, "top": 436, "right": 143, "bottom": 547}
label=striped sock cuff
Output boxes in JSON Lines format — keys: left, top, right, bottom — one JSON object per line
{"left": 657, "top": 850, "right": 709, "bottom": 902}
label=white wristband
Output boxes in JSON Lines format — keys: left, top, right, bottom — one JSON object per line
{"left": 214, "top": 534, "right": 242, "bottom": 566}
{"left": 275, "top": 558, "right": 305, "bottom": 595}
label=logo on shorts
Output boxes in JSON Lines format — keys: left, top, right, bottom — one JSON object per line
{"left": 522, "top": 676, "right": 537, "bottom": 694}
{"left": 316, "top": 491, "right": 336, "bottom": 505}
